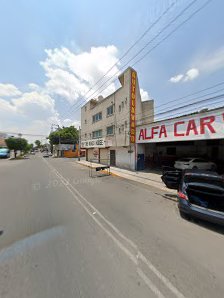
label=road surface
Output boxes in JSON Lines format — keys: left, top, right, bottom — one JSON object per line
{"left": 0, "top": 154, "right": 224, "bottom": 298}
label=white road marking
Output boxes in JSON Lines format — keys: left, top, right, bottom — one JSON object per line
{"left": 42, "top": 158, "right": 185, "bottom": 298}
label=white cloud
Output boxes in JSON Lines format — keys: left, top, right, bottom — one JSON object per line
{"left": 169, "top": 74, "right": 184, "bottom": 83}
{"left": 41, "top": 45, "right": 120, "bottom": 103}
{"left": 183, "top": 68, "right": 199, "bottom": 81}
{"left": 0, "top": 44, "right": 123, "bottom": 140}
{"left": 170, "top": 46, "right": 224, "bottom": 84}
{"left": 0, "top": 83, "right": 21, "bottom": 97}
{"left": 169, "top": 68, "right": 199, "bottom": 83}
{"left": 140, "top": 88, "right": 152, "bottom": 101}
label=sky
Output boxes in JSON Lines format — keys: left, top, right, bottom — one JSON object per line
{"left": 0, "top": 0, "right": 224, "bottom": 142}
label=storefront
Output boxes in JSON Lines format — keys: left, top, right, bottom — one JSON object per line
{"left": 136, "top": 107, "right": 224, "bottom": 171}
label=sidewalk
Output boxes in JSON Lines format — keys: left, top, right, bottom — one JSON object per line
{"left": 76, "top": 160, "right": 176, "bottom": 193}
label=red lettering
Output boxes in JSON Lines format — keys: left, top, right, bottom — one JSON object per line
{"left": 151, "top": 126, "right": 159, "bottom": 139}
{"left": 186, "top": 119, "right": 198, "bottom": 136}
{"left": 174, "top": 121, "right": 185, "bottom": 137}
{"left": 200, "top": 116, "right": 216, "bottom": 134}
{"left": 145, "top": 128, "right": 152, "bottom": 140}
{"left": 138, "top": 129, "right": 145, "bottom": 140}
{"left": 159, "top": 125, "right": 167, "bottom": 138}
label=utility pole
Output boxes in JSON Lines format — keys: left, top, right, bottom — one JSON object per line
{"left": 78, "top": 126, "right": 81, "bottom": 161}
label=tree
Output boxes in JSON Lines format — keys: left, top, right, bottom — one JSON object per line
{"left": 35, "top": 140, "right": 41, "bottom": 148}
{"left": 48, "top": 126, "right": 79, "bottom": 145}
{"left": 25, "top": 143, "right": 33, "bottom": 153}
{"left": 5, "top": 137, "right": 28, "bottom": 158}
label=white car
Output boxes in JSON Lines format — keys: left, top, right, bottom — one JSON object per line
{"left": 43, "top": 152, "right": 49, "bottom": 158}
{"left": 174, "top": 158, "right": 216, "bottom": 171}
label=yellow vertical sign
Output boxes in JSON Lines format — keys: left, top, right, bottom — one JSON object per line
{"left": 130, "top": 70, "right": 136, "bottom": 143}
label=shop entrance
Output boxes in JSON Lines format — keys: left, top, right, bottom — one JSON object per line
{"left": 110, "top": 150, "right": 116, "bottom": 166}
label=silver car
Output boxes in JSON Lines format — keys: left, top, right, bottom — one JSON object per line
{"left": 174, "top": 158, "right": 216, "bottom": 171}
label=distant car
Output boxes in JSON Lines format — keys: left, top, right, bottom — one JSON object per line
{"left": 174, "top": 158, "right": 216, "bottom": 171}
{"left": 43, "top": 152, "right": 49, "bottom": 158}
{"left": 0, "top": 148, "right": 10, "bottom": 158}
{"left": 30, "top": 151, "right": 35, "bottom": 155}
{"left": 161, "top": 169, "right": 224, "bottom": 226}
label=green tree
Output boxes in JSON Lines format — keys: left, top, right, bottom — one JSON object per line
{"left": 35, "top": 140, "right": 41, "bottom": 148}
{"left": 48, "top": 126, "right": 79, "bottom": 145}
{"left": 5, "top": 137, "right": 28, "bottom": 158}
{"left": 25, "top": 143, "right": 33, "bottom": 153}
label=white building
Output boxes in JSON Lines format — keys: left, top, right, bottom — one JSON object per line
{"left": 81, "top": 67, "right": 154, "bottom": 170}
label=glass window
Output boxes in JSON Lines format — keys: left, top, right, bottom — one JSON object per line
{"left": 121, "top": 101, "right": 124, "bottom": 108}
{"left": 119, "top": 127, "right": 121, "bottom": 134}
{"left": 121, "top": 124, "right": 124, "bottom": 132}
{"left": 107, "top": 125, "right": 114, "bottom": 136}
{"left": 193, "top": 158, "right": 207, "bottom": 162}
{"left": 85, "top": 106, "right": 87, "bottom": 111}
{"left": 119, "top": 105, "right": 121, "bottom": 112}
{"left": 92, "top": 130, "right": 102, "bottom": 139}
{"left": 107, "top": 105, "right": 113, "bottom": 116}
{"left": 92, "top": 112, "right": 102, "bottom": 123}
{"left": 125, "top": 121, "right": 127, "bottom": 128}
{"left": 85, "top": 119, "right": 87, "bottom": 124}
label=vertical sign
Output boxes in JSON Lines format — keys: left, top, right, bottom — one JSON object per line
{"left": 130, "top": 70, "right": 136, "bottom": 143}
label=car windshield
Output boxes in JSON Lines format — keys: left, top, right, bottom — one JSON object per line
{"left": 178, "top": 158, "right": 192, "bottom": 162}
{"left": 0, "top": 149, "right": 8, "bottom": 153}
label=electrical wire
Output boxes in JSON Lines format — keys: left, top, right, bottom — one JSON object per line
{"left": 60, "top": 0, "right": 204, "bottom": 119}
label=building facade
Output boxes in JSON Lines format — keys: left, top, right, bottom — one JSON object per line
{"left": 81, "top": 67, "right": 154, "bottom": 170}
{"left": 136, "top": 106, "right": 224, "bottom": 171}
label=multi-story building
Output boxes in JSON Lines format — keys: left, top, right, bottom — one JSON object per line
{"left": 81, "top": 67, "right": 154, "bottom": 170}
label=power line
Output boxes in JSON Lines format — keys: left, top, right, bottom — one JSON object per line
{"left": 64, "top": 0, "right": 209, "bottom": 117}
{"left": 81, "top": 94, "right": 224, "bottom": 139}
{"left": 58, "top": 0, "right": 177, "bottom": 119}
{"left": 106, "top": 82, "right": 224, "bottom": 127}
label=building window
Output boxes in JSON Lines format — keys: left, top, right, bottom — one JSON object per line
{"left": 85, "top": 106, "right": 87, "bottom": 111}
{"left": 85, "top": 119, "right": 87, "bottom": 124}
{"left": 121, "top": 124, "right": 124, "bottom": 132}
{"left": 119, "top": 105, "right": 121, "bottom": 112}
{"left": 89, "top": 133, "right": 92, "bottom": 138}
{"left": 107, "top": 105, "right": 113, "bottom": 116}
{"left": 121, "top": 101, "right": 124, "bottom": 109}
{"left": 92, "top": 130, "right": 102, "bottom": 139}
{"left": 125, "top": 97, "right": 128, "bottom": 105}
{"left": 125, "top": 121, "right": 127, "bottom": 128}
{"left": 92, "top": 112, "right": 102, "bottom": 123}
{"left": 85, "top": 133, "right": 87, "bottom": 138}
{"left": 119, "top": 127, "right": 121, "bottom": 134}
{"left": 106, "top": 125, "right": 114, "bottom": 136}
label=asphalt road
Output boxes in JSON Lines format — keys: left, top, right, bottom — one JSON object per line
{"left": 0, "top": 154, "right": 224, "bottom": 298}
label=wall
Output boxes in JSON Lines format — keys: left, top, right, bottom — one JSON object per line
{"left": 81, "top": 67, "right": 154, "bottom": 148}
{"left": 110, "top": 145, "right": 136, "bottom": 170}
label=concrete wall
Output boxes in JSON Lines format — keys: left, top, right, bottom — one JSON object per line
{"left": 110, "top": 145, "right": 136, "bottom": 170}
{"left": 81, "top": 67, "right": 154, "bottom": 148}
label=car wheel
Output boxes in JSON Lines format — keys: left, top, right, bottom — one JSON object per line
{"left": 179, "top": 211, "right": 190, "bottom": 220}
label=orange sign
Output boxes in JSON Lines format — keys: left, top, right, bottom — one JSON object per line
{"left": 130, "top": 70, "right": 136, "bottom": 143}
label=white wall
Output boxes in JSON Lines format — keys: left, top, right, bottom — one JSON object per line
{"left": 111, "top": 145, "right": 135, "bottom": 170}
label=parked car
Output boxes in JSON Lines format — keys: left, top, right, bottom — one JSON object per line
{"left": 43, "top": 152, "right": 49, "bottom": 158}
{"left": 174, "top": 157, "right": 216, "bottom": 171}
{"left": 30, "top": 151, "right": 35, "bottom": 155}
{"left": 0, "top": 148, "right": 10, "bottom": 158}
{"left": 161, "top": 169, "right": 224, "bottom": 226}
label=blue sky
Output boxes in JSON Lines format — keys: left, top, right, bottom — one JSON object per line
{"left": 0, "top": 0, "right": 224, "bottom": 139}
